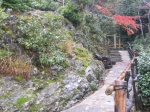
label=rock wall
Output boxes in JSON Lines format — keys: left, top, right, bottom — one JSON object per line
{"left": 0, "top": 12, "right": 105, "bottom": 112}
{"left": 0, "top": 58, "right": 104, "bottom": 112}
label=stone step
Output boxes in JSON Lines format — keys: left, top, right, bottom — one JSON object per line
{"left": 110, "top": 57, "right": 122, "bottom": 60}
{"left": 110, "top": 57, "right": 122, "bottom": 59}
{"left": 109, "top": 53, "right": 121, "bottom": 55}
{"left": 109, "top": 50, "right": 122, "bottom": 62}
{"left": 110, "top": 56, "right": 121, "bottom": 58}
{"left": 111, "top": 58, "right": 122, "bottom": 60}
{"left": 111, "top": 60, "right": 122, "bottom": 62}
{"left": 109, "top": 50, "right": 120, "bottom": 52}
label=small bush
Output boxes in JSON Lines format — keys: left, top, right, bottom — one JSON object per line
{"left": 62, "top": 3, "right": 80, "bottom": 26}
{"left": 39, "top": 50, "right": 68, "bottom": 67}
{"left": 137, "top": 46, "right": 150, "bottom": 106}
{"left": 18, "top": 12, "right": 68, "bottom": 67}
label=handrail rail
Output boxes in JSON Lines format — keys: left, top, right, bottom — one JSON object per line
{"left": 105, "top": 42, "right": 135, "bottom": 95}
{"left": 105, "top": 42, "right": 141, "bottom": 112}
{"left": 105, "top": 56, "right": 135, "bottom": 95}
{"left": 126, "top": 42, "right": 134, "bottom": 58}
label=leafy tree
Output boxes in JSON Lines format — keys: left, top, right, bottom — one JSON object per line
{"left": 95, "top": 0, "right": 140, "bottom": 35}
{"left": 114, "top": 0, "right": 141, "bottom": 16}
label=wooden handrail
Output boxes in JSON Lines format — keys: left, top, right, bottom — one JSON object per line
{"left": 105, "top": 56, "right": 135, "bottom": 95}
{"left": 105, "top": 42, "right": 141, "bottom": 112}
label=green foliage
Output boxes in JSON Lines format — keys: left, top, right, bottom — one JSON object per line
{"left": 74, "top": 47, "right": 92, "bottom": 61}
{"left": 0, "top": 91, "right": 12, "bottom": 99}
{"left": 83, "top": 60, "right": 89, "bottom": 67}
{"left": 81, "top": 13, "right": 116, "bottom": 43}
{"left": 62, "top": 3, "right": 80, "bottom": 26}
{"left": 30, "top": 0, "right": 59, "bottom": 11}
{"left": 16, "top": 97, "right": 31, "bottom": 108}
{"left": 29, "top": 104, "right": 43, "bottom": 112}
{"left": 18, "top": 12, "right": 68, "bottom": 66}
{"left": 0, "top": 93, "right": 9, "bottom": 98}
{"left": 39, "top": 51, "right": 67, "bottom": 67}
{"left": 90, "top": 81, "right": 98, "bottom": 91}
{"left": 2, "top": 0, "right": 31, "bottom": 12}
{"left": 13, "top": 76, "right": 23, "bottom": 81}
{"left": 116, "top": 0, "right": 142, "bottom": 16}
{"left": 76, "top": 0, "right": 92, "bottom": 5}
{"left": 0, "top": 7, "right": 8, "bottom": 22}
{"left": 137, "top": 46, "right": 150, "bottom": 106}
{"left": 0, "top": 7, "right": 8, "bottom": 35}
{"left": 0, "top": 49, "right": 13, "bottom": 59}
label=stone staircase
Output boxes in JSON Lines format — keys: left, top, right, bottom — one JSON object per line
{"left": 109, "top": 50, "right": 122, "bottom": 62}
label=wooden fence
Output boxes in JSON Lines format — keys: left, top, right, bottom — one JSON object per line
{"left": 105, "top": 42, "right": 142, "bottom": 112}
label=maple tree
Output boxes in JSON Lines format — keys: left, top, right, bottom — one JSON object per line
{"left": 113, "top": 15, "right": 140, "bottom": 35}
{"left": 95, "top": 0, "right": 140, "bottom": 35}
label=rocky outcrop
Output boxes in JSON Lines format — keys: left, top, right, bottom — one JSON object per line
{"left": 0, "top": 57, "right": 104, "bottom": 112}
{"left": 0, "top": 11, "right": 105, "bottom": 112}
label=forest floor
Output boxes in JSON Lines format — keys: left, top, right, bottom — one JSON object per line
{"left": 62, "top": 50, "right": 131, "bottom": 112}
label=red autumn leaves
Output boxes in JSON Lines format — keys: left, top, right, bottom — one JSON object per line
{"left": 95, "top": 5, "right": 112, "bottom": 16}
{"left": 113, "top": 15, "right": 140, "bottom": 35}
{"left": 95, "top": 1, "right": 140, "bottom": 35}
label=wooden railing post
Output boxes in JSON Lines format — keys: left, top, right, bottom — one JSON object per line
{"left": 131, "top": 63, "right": 135, "bottom": 79}
{"left": 134, "top": 58, "right": 138, "bottom": 74}
{"left": 124, "top": 71, "right": 130, "bottom": 98}
{"left": 114, "top": 34, "right": 116, "bottom": 49}
{"left": 114, "top": 80, "right": 127, "bottom": 112}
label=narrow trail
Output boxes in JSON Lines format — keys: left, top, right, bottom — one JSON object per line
{"left": 62, "top": 50, "right": 131, "bottom": 112}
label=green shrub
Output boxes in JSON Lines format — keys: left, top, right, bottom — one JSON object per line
{"left": 2, "top": 0, "right": 31, "bottom": 12}
{"left": 39, "top": 50, "right": 68, "bottom": 67}
{"left": 30, "top": 0, "right": 59, "bottom": 11}
{"left": 18, "top": 12, "right": 68, "bottom": 66}
{"left": 0, "top": 7, "right": 8, "bottom": 22}
{"left": 0, "top": 7, "right": 8, "bottom": 35}
{"left": 76, "top": 0, "right": 92, "bottom": 5}
{"left": 62, "top": 3, "right": 80, "bottom": 26}
{"left": 137, "top": 46, "right": 150, "bottom": 106}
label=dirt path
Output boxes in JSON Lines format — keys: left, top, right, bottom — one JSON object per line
{"left": 62, "top": 51, "right": 131, "bottom": 112}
